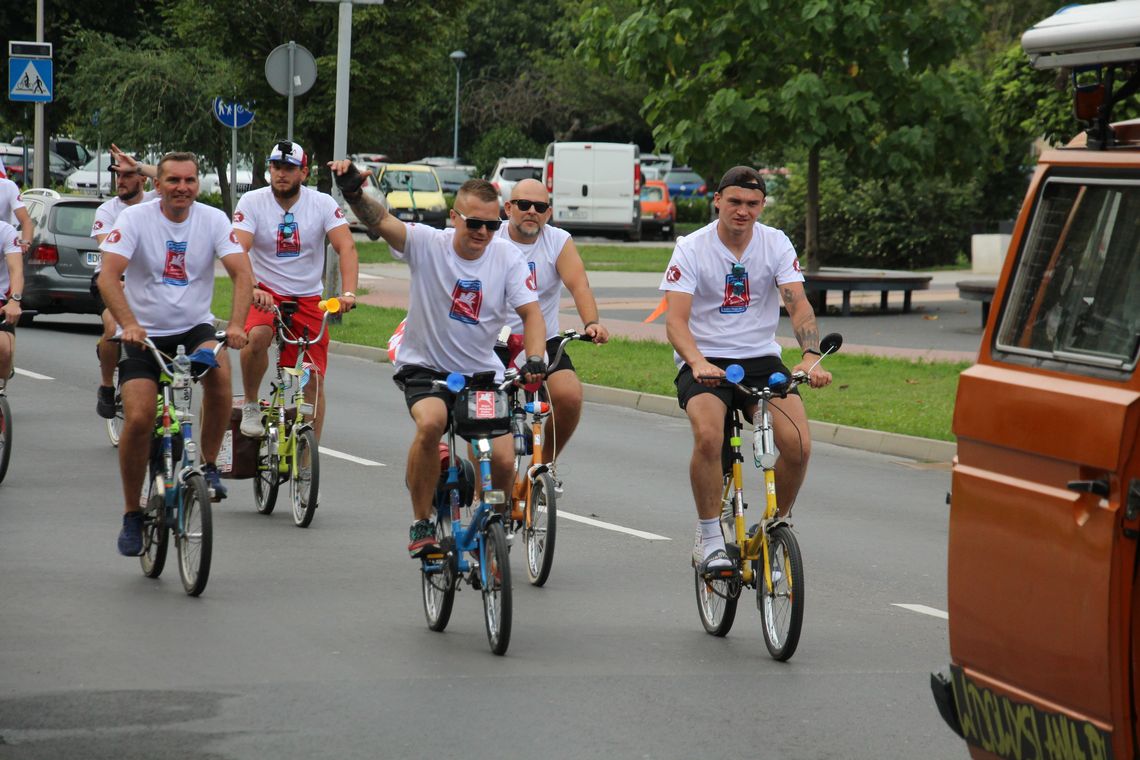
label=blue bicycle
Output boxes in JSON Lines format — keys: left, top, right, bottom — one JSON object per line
{"left": 420, "top": 370, "right": 513, "bottom": 655}
{"left": 136, "top": 333, "right": 226, "bottom": 597}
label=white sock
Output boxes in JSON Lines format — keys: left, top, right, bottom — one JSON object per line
{"left": 699, "top": 518, "right": 724, "bottom": 560}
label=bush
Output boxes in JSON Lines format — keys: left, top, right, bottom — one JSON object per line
{"left": 674, "top": 197, "right": 709, "bottom": 223}
{"left": 469, "top": 127, "right": 545, "bottom": 179}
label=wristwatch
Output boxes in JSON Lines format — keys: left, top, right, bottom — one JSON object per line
{"left": 9, "top": 294, "right": 21, "bottom": 302}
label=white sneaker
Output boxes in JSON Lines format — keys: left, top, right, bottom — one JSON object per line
{"left": 239, "top": 402, "right": 263, "bottom": 437}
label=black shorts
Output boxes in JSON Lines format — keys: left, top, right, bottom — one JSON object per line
{"left": 118, "top": 324, "right": 219, "bottom": 385}
{"left": 89, "top": 272, "right": 104, "bottom": 311}
{"left": 493, "top": 335, "right": 577, "bottom": 375}
{"left": 675, "top": 355, "right": 797, "bottom": 412}
{"left": 393, "top": 364, "right": 459, "bottom": 413}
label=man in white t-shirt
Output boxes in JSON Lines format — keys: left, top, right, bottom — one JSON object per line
{"left": 661, "top": 166, "right": 832, "bottom": 573}
{"left": 329, "top": 162, "right": 546, "bottom": 559}
{"left": 494, "top": 178, "right": 609, "bottom": 486}
{"left": 233, "top": 140, "right": 359, "bottom": 441}
{"left": 0, "top": 176, "right": 34, "bottom": 251}
{"left": 99, "top": 151, "right": 253, "bottom": 557}
{"left": 0, "top": 219, "right": 25, "bottom": 384}
{"left": 91, "top": 153, "right": 157, "bottom": 419}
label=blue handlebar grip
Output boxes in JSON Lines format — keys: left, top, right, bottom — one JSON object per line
{"left": 725, "top": 364, "right": 745, "bottom": 384}
{"left": 768, "top": 372, "right": 788, "bottom": 388}
{"left": 446, "top": 373, "right": 466, "bottom": 393}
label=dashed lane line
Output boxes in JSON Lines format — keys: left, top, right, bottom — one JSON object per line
{"left": 892, "top": 603, "right": 948, "bottom": 620}
{"left": 559, "top": 510, "right": 670, "bottom": 541}
{"left": 15, "top": 368, "right": 53, "bottom": 380}
{"left": 318, "top": 447, "right": 386, "bottom": 466}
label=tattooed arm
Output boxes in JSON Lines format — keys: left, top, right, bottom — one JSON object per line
{"left": 326, "top": 160, "right": 408, "bottom": 251}
{"left": 781, "top": 282, "right": 832, "bottom": 388}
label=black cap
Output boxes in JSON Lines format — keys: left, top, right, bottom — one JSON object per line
{"left": 716, "top": 165, "right": 766, "bottom": 195}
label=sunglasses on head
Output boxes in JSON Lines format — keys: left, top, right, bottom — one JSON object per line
{"left": 281, "top": 211, "right": 296, "bottom": 237}
{"left": 512, "top": 199, "right": 550, "bottom": 213}
{"left": 453, "top": 210, "right": 502, "bottom": 232}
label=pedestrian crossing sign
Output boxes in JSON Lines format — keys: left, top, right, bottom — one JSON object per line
{"left": 9, "top": 58, "right": 53, "bottom": 103}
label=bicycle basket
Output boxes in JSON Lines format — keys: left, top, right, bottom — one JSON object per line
{"left": 452, "top": 386, "right": 511, "bottom": 441}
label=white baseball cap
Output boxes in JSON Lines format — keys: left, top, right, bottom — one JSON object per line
{"left": 268, "top": 140, "right": 307, "bottom": 167}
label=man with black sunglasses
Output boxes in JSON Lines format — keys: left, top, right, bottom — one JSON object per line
{"left": 661, "top": 165, "right": 832, "bottom": 574}
{"left": 232, "top": 141, "right": 360, "bottom": 442}
{"left": 328, "top": 159, "right": 547, "bottom": 559}
{"left": 496, "top": 179, "right": 609, "bottom": 489}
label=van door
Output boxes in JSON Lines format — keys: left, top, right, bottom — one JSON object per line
{"left": 550, "top": 143, "right": 591, "bottom": 227}
{"left": 950, "top": 173, "right": 1140, "bottom": 759}
{"left": 588, "top": 143, "right": 635, "bottom": 227}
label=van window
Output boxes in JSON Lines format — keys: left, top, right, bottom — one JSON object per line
{"left": 996, "top": 178, "right": 1140, "bottom": 372}
{"left": 501, "top": 167, "right": 542, "bottom": 182}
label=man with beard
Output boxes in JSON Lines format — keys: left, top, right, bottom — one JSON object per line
{"left": 232, "top": 140, "right": 359, "bottom": 440}
{"left": 93, "top": 148, "right": 158, "bottom": 418}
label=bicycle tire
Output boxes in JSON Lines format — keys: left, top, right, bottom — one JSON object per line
{"left": 177, "top": 473, "right": 213, "bottom": 597}
{"left": 481, "top": 520, "right": 513, "bottom": 656}
{"left": 254, "top": 427, "right": 279, "bottom": 515}
{"left": 758, "top": 524, "right": 804, "bottom": 661}
{"left": 0, "top": 395, "right": 11, "bottom": 485}
{"left": 291, "top": 428, "right": 319, "bottom": 528}
{"left": 106, "top": 368, "right": 123, "bottom": 447}
{"left": 526, "top": 472, "right": 557, "bottom": 586}
{"left": 139, "top": 475, "right": 168, "bottom": 579}
{"left": 695, "top": 563, "right": 739, "bottom": 637}
{"left": 422, "top": 515, "right": 456, "bottom": 632}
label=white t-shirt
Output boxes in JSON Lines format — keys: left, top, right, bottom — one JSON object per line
{"left": 232, "top": 186, "right": 347, "bottom": 296}
{"left": 392, "top": 224, "right": 537, "bottom": 380}
{"left": 495, "top": 223, "right": 571, "bottom": 338}
{"left": 91, "top": 190, "right": 159, "bottom": 238}
{"left": 0, "top": 179, "right": 24, "bottom": 226}
{"left": 659, "top": 221, "right": 804, "bottom": 365}
{"left": 0, "top": 221, "right": 21, "bottom": 296}
{"left": 100, "top": 199, "right": 244, "bottom": 336}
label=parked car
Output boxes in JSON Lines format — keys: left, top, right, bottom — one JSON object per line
{"left": 64, "top": 152, "right": 116, "bottom": 196}
{"left": 489, "top": 157, "right": 544, "bottom": 209}
{"left": 2, "top": 149, "right": 76, "bottom": 188}
{"left": 200, "top": 163, "right": 254, "bottom": 198}
{"left": 351, "top": 152, "right": 390, "bottom": 164}
{"left": 640, "top": 153, "right": 674, "bottom": 181}
{"left": 340, "top": 174, "right": 388, "bottom": 232}
{"left": 545, "top": 141, "right": 642, "bottom": 240}
{"left": 10, "top": 136, "right": 91, "bottom": 170}
{"left": 639, "top": 180, "right": 676, "bottom": 239}
{"left": 664, "top": 167, "right": 708, "bottom": 198}
{"left": 376, "top": 163, "right": 448, "bottom": 228}
{"left": 17, "top": 189, "right": 104, "bottom": 322}
{"left": 429, "top": 164, "right": 477, "bottom": 194}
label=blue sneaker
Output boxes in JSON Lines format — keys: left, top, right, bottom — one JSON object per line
{"left": 203, "top": 462, "right": 227, "bottom": 502}
{"left": 117, "top": 511, "right": 144, "bottom": 556}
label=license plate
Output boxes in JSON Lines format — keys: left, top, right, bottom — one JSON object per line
{"left": 640, "top": 212, "right": 654, "bottom": 219}
{"left": 559, "top": 209, "right": 586, "bottom": 220}
{"left": 86, "top": 252, "right": 100, "bottom": 266}
{"left": 79, "top": 187, "right": 99, "bottom": 196}
{"left": 397, "top": 211, "right": 414, "bottom": 221}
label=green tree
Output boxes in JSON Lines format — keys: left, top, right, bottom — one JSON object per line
{"left": 584, "top": 0, "right": 985, "bottom": 270}
{"left": 469, "top": 127, "right": 544, "bottom": 178}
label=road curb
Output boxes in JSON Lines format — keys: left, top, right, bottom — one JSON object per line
{"left": 327, "top": 341, "right": 956, "bottom": 464}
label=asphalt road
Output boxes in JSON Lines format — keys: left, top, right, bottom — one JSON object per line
{"left": 0, "top": 317, "right": 964, "bottom": 760}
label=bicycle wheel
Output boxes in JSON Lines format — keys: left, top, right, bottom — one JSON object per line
{"left": 422, "top": 516, "right": 456, "bottom": 632}
{"left": 139, "top": 474, "right": 168, "bottom": 578}
{"left": 695, "top": 565, "right": 739, "bottom": 637}
{"left": 253, "top": 426, "right": 279, "bottom": 515}
{"left": 758, "top": 524, "right": 804, "bottom": 661}
{"left": 481, "top": 520, "right": 513, "bottom": 656}
{"left": 0, "top": 395, "right": 10, "bottom": 485}
{"left": 291, "top": 428, "right": 319, "bottom": 528}
{"left": 106, "top": 369, "right": 123, "bottom": 447}
{"left": 525, "top": 472, "right": 557, "bottom": 586}
{"left": 177, "top": 473, "right": 213, "bottom": 597}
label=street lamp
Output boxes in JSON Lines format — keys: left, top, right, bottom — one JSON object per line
{"left": 449, "top": 50, "right": 466, "bottom": 163}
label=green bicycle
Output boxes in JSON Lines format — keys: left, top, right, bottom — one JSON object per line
{"left": 252, "top": 297, "right": 339, "bottom": 527}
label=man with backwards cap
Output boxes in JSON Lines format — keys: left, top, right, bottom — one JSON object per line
{"left": 232, "top": 140, "right": 359, "bottom": 441}
{"left": 660, "top": 165, "right": 832, "bottom": 573}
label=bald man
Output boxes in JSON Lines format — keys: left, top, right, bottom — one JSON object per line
{"left": 495, "top": 179, "right": 609, "bottom": 486}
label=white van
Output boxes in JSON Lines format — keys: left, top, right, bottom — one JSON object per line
{"left": 544, "top": 142, "right": 642, "bottom": 240}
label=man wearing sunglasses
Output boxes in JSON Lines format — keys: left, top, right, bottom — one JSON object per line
{"left": 328, "top": 159, "right": 547, "bottom": 559}
{"left": 496, "top": 178, "right": 609, "bottom": 486}
{"left": 661, "top": 165, "right": 832, "bottom": 573}
{"left": 232, "top": 141, "right": 359, "bottom": 442}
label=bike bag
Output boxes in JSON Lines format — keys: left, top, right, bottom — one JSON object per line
{"left": 452, "top": 373, "right": 510, "bottom": 441}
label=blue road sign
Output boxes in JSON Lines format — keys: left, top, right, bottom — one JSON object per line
{"left": 212, "top": 98, "right": 255, "bottom": 129}
{"left": 9, "top": 58, "right": 52, "bottom": 103}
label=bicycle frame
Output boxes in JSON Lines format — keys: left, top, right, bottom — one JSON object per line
{"left": 723, "top": 396, "right": 781, "bottom": 591}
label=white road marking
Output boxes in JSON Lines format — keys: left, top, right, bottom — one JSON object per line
{"left": 358, "top": 272, "right": 382, "bottom": 280}
{"left": 892, "top": 603, "right": 948, "bottom": 620}
{"left": 559, "top": 510, "right": 670, "bottom": 541}
{"left": 14, "top": 368, "right": 53, "bottom": 380}
{"left": 319, "top": 447, "right": 386, "bottom": 466}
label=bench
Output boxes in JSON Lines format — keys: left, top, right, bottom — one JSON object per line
{"left": 956, "top": 279, "right": 998, "bottom": 328}
{"left": 802, "top": 268, "right": 933, "bottom": 317}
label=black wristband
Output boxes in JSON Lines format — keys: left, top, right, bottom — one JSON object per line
{"left": 583, "top": 320, "right": 599, "bottom": 330}
{"left": 802, "top": 348, "right": 821, "bottom": 357}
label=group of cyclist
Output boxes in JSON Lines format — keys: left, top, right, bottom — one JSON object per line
{"left": 5, "top": 143, "right": 833, "bottom": 573}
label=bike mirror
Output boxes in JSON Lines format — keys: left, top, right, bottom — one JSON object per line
{"left": 820, "top": 333, "right": 843, "bottom": 355}
{"left": 768, "top": 371, "right": 788, "bottom": 389}
{"left": 725, "top": 364, "right": 745, "bottom": 384}
{"left": 446, "top": 373, "right": 466, "bottom": 393}
{"left": 189, "top": 348, "right": 219, "bottom": 367}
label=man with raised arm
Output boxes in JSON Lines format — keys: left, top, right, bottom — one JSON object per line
{"left": 661, "top": 166, "right": 832, "bottom": 573}
{"left": 328, "top": 160, "right": 546, "bottom": 558}
{"left": 99, "top": 151, "right": 253, "bottom": 557}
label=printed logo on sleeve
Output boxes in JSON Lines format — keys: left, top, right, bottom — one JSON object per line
{"left": 666, "top": 264, "right": 681, "bottom": 283}
{"left": 526, "top": 261, "right": 537, "bottom": 291}
{"left": 106, "top": 229, "right": 122, "bottom": 244}
{"left": 93, "top": 220, "right": 104, "bottom": 231}
{"left": 163, "top": 241, "right": 189, "bottom": 286}
{"left": 334, "top": 208, "right": 345, "bottom": 219}
{"left": 793, "top": 258, "right": 802, "bottom": 272}
{"left": 229, "top": 231, "right": 239, "bottom": 245}
{"left": 449, "top": 279, "right": 483, "bottom": 325}
{"left": 232, "top": 211, "right": 245, "bottom": 223}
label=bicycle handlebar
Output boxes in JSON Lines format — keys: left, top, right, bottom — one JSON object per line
{"left": 129, "top": 331, "right": 228, "bottom": 382}
{"left": 273, "top": 298, "right": 341, "bottom": 347}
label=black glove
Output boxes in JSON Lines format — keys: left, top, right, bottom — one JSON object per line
{"left": 521, "top": 355, "right": 548, "bottom": 379}
{"left": 335, "top": 163, "right": 366, "bottom": 197}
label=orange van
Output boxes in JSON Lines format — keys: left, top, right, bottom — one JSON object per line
{"left": 931, "top": 4, "right": 1140, "bottom": 758}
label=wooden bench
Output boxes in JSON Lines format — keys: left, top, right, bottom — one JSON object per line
{"left": 802, "top": 268, "right": 933, "bottom": 317}
{"left": 956, "top": 279, "right": 998, "bottom": 327}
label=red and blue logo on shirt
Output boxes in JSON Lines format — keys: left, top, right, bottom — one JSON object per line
{"left": 163, "top": 241, "right": 189, "bottom": 286}
{"left": 449, "top": 279, "right": 483, "bottom": 324}
{"left": 526, "top": 261, "right": 537, "bottom": 291}
{"left": 720, "top": 270, "right": 750, "bottom": 314}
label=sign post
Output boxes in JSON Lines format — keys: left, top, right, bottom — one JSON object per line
{"left": 264, "top": 42, "right": 316, "bottom": 141}
{"left": 9, "top": 40, "right": 53, "bottom": 188}
{"left": 212, "top": 98, "right": 255, "bottom": 213}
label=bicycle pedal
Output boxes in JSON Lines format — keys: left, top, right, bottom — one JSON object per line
{"left": 701, "top": 565, "right": 740, "bottom": 582}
